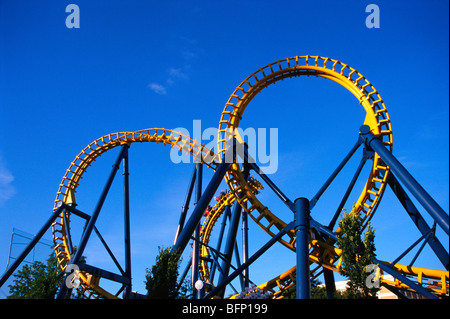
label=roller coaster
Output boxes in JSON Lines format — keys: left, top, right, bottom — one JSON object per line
{"left": 1, "top": 56, "right": 448, "bottom": 299}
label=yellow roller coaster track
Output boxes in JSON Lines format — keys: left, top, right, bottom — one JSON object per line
{"left": 210, "top": 55, "right": 448, "bottom": 298}
{"left": 217, "top": 56, "right": 392, "bottom": 241}
{"left": 52, "top": 128, "right": 220, "bottom": 299}
{"left": 214, "top": 55, "right": 392, "bottom": 272}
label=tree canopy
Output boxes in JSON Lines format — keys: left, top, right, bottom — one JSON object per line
{"left": 145, "top": 246, "right": 188, "bottom": 299}
{"left": 8, "top": 253, "right": 62, "bottom": 299}
{"left": 337, "top": 210, "right": 378, "bottom": 298}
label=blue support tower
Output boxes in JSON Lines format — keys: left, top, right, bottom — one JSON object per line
{"left": 295, "top": 197, "right": 311, "bottom": 299}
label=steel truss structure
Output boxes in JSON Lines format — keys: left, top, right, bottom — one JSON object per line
{"left": 1, "top": 56, "right": 448, "bottom": 299}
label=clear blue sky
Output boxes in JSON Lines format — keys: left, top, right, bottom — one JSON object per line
{"left": 0, "top": 0, "right": 448, "bottom": 298}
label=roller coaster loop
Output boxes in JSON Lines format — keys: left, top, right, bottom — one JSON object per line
{"left": 0, "top": 56, "right": 448, "bottom": 299}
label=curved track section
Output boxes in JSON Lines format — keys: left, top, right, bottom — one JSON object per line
{"left": 226, "top": 257, "right": 449, "bottom": 299}
{"left": 217, "top": 56, "right": 392, "bottom": 240}
{"left": 215, "top": 55, "right": 392, "bottom": 272}
{"left": 52, "top": 128, "right": 219, "bottom": 298}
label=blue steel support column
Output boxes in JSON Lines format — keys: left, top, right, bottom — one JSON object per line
{"left": 122, "top": 145, "right": 132, "bottom": 298}
{"left": 241, "top": 162, "right": 250, "bottom": 289}
{"left": 216, "top": 165, "right": 250, "bottom": 297}
{"left": 216, "top": 201, "right": 243, "bottom": 297}
{"left": 192, "top": 163, "right": 202, "bottom": 299}
{"left": 210, "top": 205, "right": 231, "bottom": 281}
{"left": 323, "top": 266, "right": 336, "bottom": 299}
{"left": 57, "top": 144, "right": 127, "bottom": 299}
{"left": 360, "top": 125, "right": 449, "bottom": 235}
{"left": 295, "top": 197, "right": 310, "bottom": 299}
{"left": 242, "top": 199, "right": 249, "bottom": 289}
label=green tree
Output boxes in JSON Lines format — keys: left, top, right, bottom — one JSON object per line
{"left": 145, "top": 246, "right": 186, "bottom": 299}
{"left": 337, "top": 211, "right": 378, "bottom": 298}
{"left": 8, "top": 253, "right": 63, "bottom": 299}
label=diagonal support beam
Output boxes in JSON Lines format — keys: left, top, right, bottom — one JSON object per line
{"left": 359, "top": 125, "right": 449, "bottom": 235}
{"left": 328, "top": 152, "right": 368, "bottom": 230}
{"left": 0, "top": 205, "right": 65, "bottom": 288}
{"left": 172, "top": 147, "right": 234, "bottom": 254}
{"left": 310, "top": 137, "right": 363, "bottom": 210}
{"left": 376, "top": 260, "right": 438, "bottom": 299}
{"left": 387, "top": 173, "right": 449, "bottom": 270}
